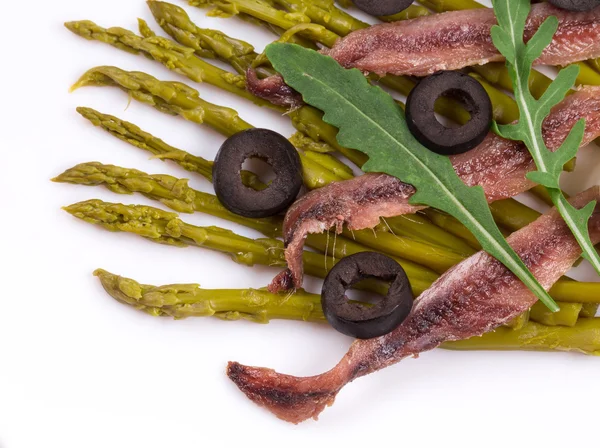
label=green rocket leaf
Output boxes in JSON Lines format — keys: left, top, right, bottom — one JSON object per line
{"left": 266, "top": 42, "right": 559, "bottom": 311}
{"left": 490, "top": 0, "right": 600, "bottom": 273}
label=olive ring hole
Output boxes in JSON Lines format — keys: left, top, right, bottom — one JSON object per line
{"left": 241, "top": 155, "right": 277, "bottom": 186}
{"left": 434, "top": 89, "right": 474, "bottom": 128}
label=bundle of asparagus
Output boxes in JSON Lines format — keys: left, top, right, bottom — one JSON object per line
{"left": 58, "top": 0, "right": 600, "bottom": 354}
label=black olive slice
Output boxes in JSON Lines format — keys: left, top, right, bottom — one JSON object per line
{"left": 353, "top": 0, "right": 414, "bottom": 17}
{"left": 321, "top": 252, "right": 413, "bottom": 339}
{"left": 406, "top": 71, "right": 493, "bottom": 156}
{"left": 547, "top": 0, "right": 599, "bottom": 11}
{"left": 213, "top": 128, "right": 303, "bottom": 218}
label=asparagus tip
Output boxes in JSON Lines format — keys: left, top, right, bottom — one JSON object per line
{"left": 93, "top": 268, "right": 110, "bottom": 277}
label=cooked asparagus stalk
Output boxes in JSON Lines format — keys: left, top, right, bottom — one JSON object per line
{"left": 65, "top": 200, "right": 434, "bottom": 294}
{"left": 529, "top": 301, "right": 583, "bottom": 327}
{"left": 75, "top": 107, "right": 268, "bottom": 189}
{"left": 54, "top": 162, "right": 281, "bottom": 236}
{"left": 191, "top": 0, "right": 341, "bottom": 47}
{"left": 443, "top": 319, "right": 600, "bottom": 355}
{"left": 270, "top": 0, "right": 367, "bottom": 36}
{"left": 529, "top": 185, "right": 555, "bottom": 207}
{"left": 547, "top": 281, "right": 600, "bottom": 304}
{"left": 382, "top": 214, "right": 476, "bottom": 256}
{"left": 65, "top": 19, "right": 277, "bottom": 109}
{"left": 94, "top": 268, "right": 324, "bottom": 322}
{"left": 65, "top": 195, "right": 599, "bottom": 305}
{"left": 580, "top": 303, "right": 599, "bottom": 318}
{"left": 95, "top": 269, "right": 600, "bottom": 355}
{"left": 54, "top": 162, "right": 432, "bottom": 279}
{"left": 76, "top": 108, "right": 476, "bottom": 256}
{"left": 77, "top": 107, "right": 214, "bottom": 180}
{"left": 71, "top": 66, "right": 341, "bottom": 189}
{"left": 423, "top": 209, "right": 483, "bottom": 249}
{"left": 60, "top": 177, "right": 443, "bottom": 280}
{"left": 147, "top": 0, "right": 272, "bottom": 76}
{"left": 147, "top": 1, "right": 375, "bottom": 166}
{"left": 489, "top": 199, "right": 542, "bottom": 233}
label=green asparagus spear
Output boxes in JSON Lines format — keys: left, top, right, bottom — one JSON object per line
{"left": 96, "top": 269, "right": 600, "bottom": 355}
{"left": 471, "top": 62, "right": 553, "bottom": 100}
{"left": 271, "top": 0, "right": 367, "bottom": 36}
{"left": 505, "top": 310, "right": 530, "bottom": 330}
{"left": 95, "top": 268, "right": 324, "bottom": 322}
{"left": 149, "top": 2, "right": 369, "bottom": 166}
{"left": 489, "top": 199, "right": 542, "bottom": 233}
{"left": 548, "top": 281, "right": 600, "bottom": 304}
{"left": 417, "top": 0, "right": 484, "bottom": 11}
{"left": 53, "top": 162, "right": 280, "bottom": 236}
{"left": 77, "top": 107, "right": 476, "bottom": 256}
{"left": 302, "top": 151, "right": 354, "bottom": 179}
{"left": 148, "top": 0, "right": 269, "bottom": 75}
{"left": 148, "top": 0, "right": 314, "bottom": 74}
{"left": 529, "top": 301, "right": 583, "bottom": 327}
{"left": 59, "top": 169, "right": 443, "bottom": 281}
{"left": 71, "top": 66, "right": 341, "bottom": 189}
{"left": 443, "top": 319, "right": 600, "bottom": 355}
{"left": 191, "top": 0, "right": 341, "bottom": 47}
{"left": 54, "top": 162, "right": 431, "bottom": 281}
{"left": 381, "top": 214, "right": 476, "bottom": 256}
{"left": 529, "top": 185, "right": 555, "bottom": 207}
{"left": 77, "top": 107, "right": 214, "bottom": 179}
{"left": 423, "top": 209, "right": 483, "bottom": 249}
{"left": 569, "top": 62, "right": 600, "bottom": 87}
{"left": 65, "top": 200, "right": 434, "bottom": 294}
{"left": 580, "top": 303, "right": 599, "bottom": 318}
{"left": 378, "top": 5, "right": 432, "bottom": 21}
{"left": 589, "top": 59, "right": 600, "bottom": 74}
{"left": 75, "top": 107, "right": 268, "bottom": 189}
{"left": 65, "top": 20, "right": 277, "bottom": 109}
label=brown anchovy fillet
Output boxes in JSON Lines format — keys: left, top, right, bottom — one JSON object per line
{"left": 246, "top": 68, "right": 304, "bottom": 109}
{"left": 229, "top": 187, "right": 600, "bottom": 424}
{"left": 327, "top": 4, "right": 600, "bottom": 77}
{"left": 273, "top": 86, "right": 600, "bottom": 291}
{"left": 250, "top": 4, "right": 600, "bottom": 107}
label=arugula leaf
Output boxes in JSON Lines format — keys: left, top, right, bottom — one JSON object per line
{"left": 266, "top": 42, "right": 559, "bottom": 311}
{"left": 490, "top": 0, "right": 600, "bottom": 275}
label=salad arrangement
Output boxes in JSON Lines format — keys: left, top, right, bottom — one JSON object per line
{"left": 57, "top": 0, "right": 600, "bottom": 423}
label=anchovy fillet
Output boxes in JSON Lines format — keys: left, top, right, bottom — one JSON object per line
{"left": 327, "top": 4, "right": 600, "bottom": 77}
{"left": 229, "top": 187, "right": 600, "bottom": 424}
{"left": 249, "top": 4, "right": 600, "bottom": 107}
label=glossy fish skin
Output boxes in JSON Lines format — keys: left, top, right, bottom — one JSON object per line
{"left": 276, "top": 87, "right": 600, "bottom": 291}
{"left": 229, "top": 187, "right": 600, "bottom": 424}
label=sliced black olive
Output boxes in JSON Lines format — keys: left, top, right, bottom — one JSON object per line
{"left": 406, "top": 71, "right": 492, "bottom": 156}
{"left": 321, "top": 252, "right": 413, "bottom": 339}
{"left": 213, "top": 128, "right": 303, "bottom": 218}
{"left": 353, "top": 0, "right": 414, "bottom": 17}
{"left": 547, "top": 0, "right": 599, "bottom": 11}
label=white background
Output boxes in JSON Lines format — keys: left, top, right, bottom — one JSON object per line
{"left": 1, "top": 1, "right": 599, "bottom": 447}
